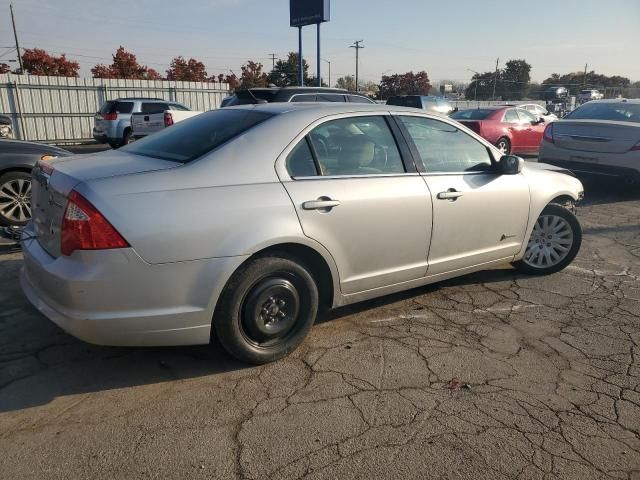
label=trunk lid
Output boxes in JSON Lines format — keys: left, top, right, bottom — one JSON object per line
{"left": 31, "top": 151, "right": 179, "bottom": 258}
{"left": 131, "top": 112, "right": 165, "bottom": 137}
{"left": 553, "top": 120, "right": 640, "bottom": 153}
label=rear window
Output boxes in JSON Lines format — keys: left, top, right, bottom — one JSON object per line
{"left": 566, "top": 102, "right": 640, "bottom": 123}
{"left": 451, "top": 109, "right": 494, "bottom": 120}
{"left": 225, "top": 90, "right": 278, "bottom": 106}
{"left": 387, "top": 97, "right": 422, "bottom": 108}
{"left": 99, "top": 101, "right": 133, "bottom": 114}
{"left": 349, "top": 95, "right": 375, "bottom": 104}
{"left": 141, "top": 103, "right": 169, "bottom": 114}
{"left": 122, "top": 109, "right": 274, "bottom": 163}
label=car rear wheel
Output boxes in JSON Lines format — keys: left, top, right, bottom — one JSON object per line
{"left": 0, "top": 171, "right": 32, "bottom": 227}
{"left": 513, "top": 204, "right": 581, "bottom": 275}
{"left": 496, "top": 137, "right": 511, "bottom": 155}
{"left": 213, "top": 255, "right": 319, "bottom": 364}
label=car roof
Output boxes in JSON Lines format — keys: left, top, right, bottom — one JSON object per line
{"left": 581, "top": 98, "right": 640, "bottom": 104}
{"left": 242, "top": 87, "right": 351, "bottom": 94}
{"left": 228, "top": 102, "right": 425, "bottom": 116}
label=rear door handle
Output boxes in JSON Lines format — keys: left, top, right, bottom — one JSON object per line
{"left": 437, "top": 190, "right": 463, "bottom": 201}
{"left": 302, "top": 198, "right": 341, "bottom": 211}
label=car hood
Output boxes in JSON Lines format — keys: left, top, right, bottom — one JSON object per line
{"left": 523, "top": 161, "right": 575, "bottom": 177}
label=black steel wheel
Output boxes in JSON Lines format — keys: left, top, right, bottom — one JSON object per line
{"left": 214, "top": 255, "right": 319, "bottom": 364}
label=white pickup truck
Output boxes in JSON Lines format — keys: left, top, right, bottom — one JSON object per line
{"left": 131, "top": 101, "right": 203, "bottom": 139}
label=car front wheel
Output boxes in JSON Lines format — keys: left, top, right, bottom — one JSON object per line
{"left": 513, "top": 204, "right": 582, "bottom": 275}
{"left": 0, "top": 171, "right": 32, "bottom": 227}
{"left": 213, "top": 254, "right": 319, "bottom": 364}
{"left": 496, "top": 137, "right": 511, "bottom": 155}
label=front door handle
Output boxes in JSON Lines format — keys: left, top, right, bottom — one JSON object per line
{"left": 302, "top": 197, "right": 341, "bottom": 211}
{"left": 437, "top": 189, "right": 463, "bottom": 201}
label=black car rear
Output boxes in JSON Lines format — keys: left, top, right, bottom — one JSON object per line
{"left": 222, "top": 87, "right": 375, "bottom": 107}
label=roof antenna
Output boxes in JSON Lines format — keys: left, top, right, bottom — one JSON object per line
{"left": 246, "top": 89, "right": 267, "bottom": 104}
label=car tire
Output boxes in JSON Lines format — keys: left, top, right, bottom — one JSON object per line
{"left": 513, "top": 204, "right": 582, "bottom": 276}
{"left": 108, "top": 140, "right": 120, "bottom": 149}
{"left": 213, "top": 254, "right": 319, "bottom": 364}
{"left": 121, "top": 129, "right": 132, "bottom": 147}
{"left": 496, "top": 137, "right": 511, "bottom": 155}
{"left": 0, "top": 171, "right": 32, "bottom": 227}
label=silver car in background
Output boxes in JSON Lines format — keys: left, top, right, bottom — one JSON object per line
{"left": 21, "top": 103, "right": 584, "bottom": 364}
{"left": 539, "top": 99, "right": 640, "bottom": 183}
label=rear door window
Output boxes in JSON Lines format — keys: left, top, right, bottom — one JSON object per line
{"left": 317, "top": 94, "right": 347, "bottom": 102}
{"left": 348, "top": 95, "right": 374, "bottom": 104}
{"left": 290, "top": 94, "right": 318, "bottom": 102}
{"left": 503, "top": 109, "right": 520, "bottom": 123}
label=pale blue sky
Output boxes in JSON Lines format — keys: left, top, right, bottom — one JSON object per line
{"left": 1, "top": 0, "right": 639, "bottom": 84}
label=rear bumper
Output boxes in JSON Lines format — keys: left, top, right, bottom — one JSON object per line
{"left": 20, "top": 233, "right": 247, "bottom": 347}
{"left": 539, "top": 143, "right": 640, "bottom": 178}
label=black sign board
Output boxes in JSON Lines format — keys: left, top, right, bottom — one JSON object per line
{"left": 290, "top": 0, "right": 330, "bottom": 27}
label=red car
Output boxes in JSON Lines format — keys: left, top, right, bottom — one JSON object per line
{"left": 451, "top": 106, "right": 547, "bottom": 155}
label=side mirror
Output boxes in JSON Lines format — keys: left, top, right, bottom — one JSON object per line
{"left": 498, "top": 155, "right": 524, "bottom": 175}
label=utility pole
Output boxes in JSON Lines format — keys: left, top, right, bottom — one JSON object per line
{"left": 322, "top": 59, "right": 331, "bottom": 87}
{"left": 268, "top": 53, "right": 277, "bottom": 70}
{"left": 350, "top": 40, "right": 364, "bottom": 92}
{"left": 491, "top": 57, "right": 499, "bottom": 100}
{"left": 10, "top": 3, "right": 23, "bottom": 73}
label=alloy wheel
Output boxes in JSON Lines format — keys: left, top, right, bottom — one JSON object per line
{"left": 0, "top": 178, "right": 32, "bottom": 224}
{"left": 523, "top": 214, "right": 574, "bottom": 269}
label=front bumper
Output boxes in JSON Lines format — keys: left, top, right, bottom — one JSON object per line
{"left": 20, "top": 233, "right": 247, "bottom": 347}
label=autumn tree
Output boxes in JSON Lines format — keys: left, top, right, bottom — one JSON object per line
{"left": 20, "top": 48, "right": 79, "bottom": 77}
{"left": 378, "top": 71, "right": 431, "bottom": 99}
{"left": 212, "top": 73, "right": 239, "bottom": 91}
{"left": 91, "top": 47, "right": 159, "bottom": 80}
{"left": 0, "top": 63, "right": 11, "bottom": 74}
{"left": 267, "top": 52, "right": 310, "bottom": 87}
{"left": 238, "top": 60, "right": 269, "bottom": 89}
{"left": 166, "top": 56, "right": 208, "bottom": 82}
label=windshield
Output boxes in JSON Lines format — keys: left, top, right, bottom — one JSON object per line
{"left": 565, "top": 102, "right": 640, "bottom": 123}
{"left": 450, "top": 109, "right": 494, "bottom": 120}
{"left": 122, "top": 109, "right": 274, "bottom": 162}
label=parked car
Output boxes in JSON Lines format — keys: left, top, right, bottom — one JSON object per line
{"left": 0, "top": 139, "right": 71, "bottom": 226}
{"left": 131, "top": 103, "right": 202, "bottom": 139}
{"left": 386, "top": 95, "right": 455, "bottom": 116}
{"left": 539, "top": 99, "right": 640, "bottom": 183}
{"left": 21, "top": 103, "right": 583, "bottom": 364}
{"left": 0, "top": 115, "right": 12, "bottom": 138}
{"left": 517, "top": 103, "right": 558, "bottom": 123}
{"left": 93, "top": 98, "right": 192, "bottom": 149}
{"left": 577, "top": 89, "right": 604, "bottom": 103}
{"left": 544, "top": 87, "right": 569, "bottom": 102}
{"left": 451, "top": 106, "right": 547, "bottom": 155}
{"left": 222, "top": 87, "right": 375, "bottom": 107}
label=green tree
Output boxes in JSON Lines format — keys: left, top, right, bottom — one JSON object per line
{"left": 267, "top": 52, "right": 310, "bottom": 87}
{"left": 335, "top": 75, "right": 356, "bottom": 91}
{"left": 501, "top": 59, "right": 531, "bottom": 100}
{"left": 464, "top": 72, "right": 496, "bottom": 100}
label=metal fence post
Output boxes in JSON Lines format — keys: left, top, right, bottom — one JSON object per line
{"left": 9, "top": 80, "right": 27, "bottom": 141}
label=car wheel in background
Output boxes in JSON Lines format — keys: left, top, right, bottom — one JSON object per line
{"left": 496, "top": 137, "right": 511, "bottom": 155}
{"left": 0, "top": 171, "right": 32, "bottom": 227}
{"left": 213, "top": 254, "right": 319, "bottom": 364}
{"left": 513, "top": 204, "right": 582, "bottom": 275}
{"left": 121, "top": 129, "right": 132, "bottom": 147}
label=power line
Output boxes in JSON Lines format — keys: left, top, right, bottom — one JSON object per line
{"left": 350, "top": 40, "right": 364, "bottom": 92}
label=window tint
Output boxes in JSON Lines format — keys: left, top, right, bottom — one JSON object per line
{"left": 117, "top": 102, "right": 134, "bottom": 114}
{"left": 122, "top": 109, "right": 273, "bottom": 163}
{"left": 286, "top": 138, "right": 318, "bottom": 177}
{"left": 307, "top": 116, "right": 404, "bottom": 176}
{"left": 503, "top": 109, "right": 520, "bottom": 123}
{"left": 399, "top": 116, "right": 493, "bottom": 173}
{"left": 317, "top": 94, "right": 347, "bottom": 102}
{"left": 290, "top": 94, "right": 317, "bottom": 102}
{"left": 387, "top": 96, "right": 422, "bottom": 109}
{"left": 100, "top": 101, "right": 133, "bottom": 114}
{"left": 347, "top": 95, "right": 374, "bottom": 104}
{"left": 516, "top": 109, "right": 537, "bottom": 123}
{"left": 99, "top": 101, "right": 116, "bottom": 114}
{"left": 141, "top": 103, "right": 169, "bottom": 114}
{"left": 450, "top": 109, "right": 493, "bottom": 120}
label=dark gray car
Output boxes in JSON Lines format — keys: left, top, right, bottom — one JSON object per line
{"left": 0, "top": 139, "right": 71, "bottom": 226}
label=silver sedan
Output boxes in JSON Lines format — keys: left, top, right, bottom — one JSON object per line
{"left": 21, "top": 103, "right": 584, "bottom": 364}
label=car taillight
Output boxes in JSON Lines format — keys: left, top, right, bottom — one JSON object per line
{"left": 61, "top": 190, "right": 129, "bottom": 256}
{"left": 37, "top": 156, "right": 56, "bottom": 175}
{"left": 164, "top": 112, "right": 174, "bottom": 127}
{"left": 102, "top": 112, "right": 117, "bottom": 121}
{"left": 543, "top": 123, "right": 554, "bottom": 144}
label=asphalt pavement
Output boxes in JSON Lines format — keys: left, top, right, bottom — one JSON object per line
{"left": 0, "top": 177, "right": 639, "bottom": 479}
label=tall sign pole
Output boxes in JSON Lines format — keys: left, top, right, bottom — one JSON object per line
{"left": 298, "top": 27, "right": 303, "bottom": 86}
{"left": 290, "top": 0, "right": 330, "bottom": 88}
